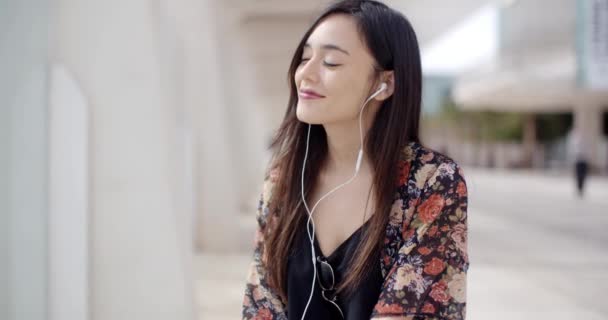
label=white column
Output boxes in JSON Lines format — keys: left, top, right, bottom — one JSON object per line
{"left": 573, "top": 100, "right": 603, "bottom": 169}
{"left": 48, "top": 64, "right": 90, "bottom": 320}
{"left": 184, "top": 0, "right": 242, "bottom": 252}
{"left": 51, "top": 0, "right": 196, "bottom": 319}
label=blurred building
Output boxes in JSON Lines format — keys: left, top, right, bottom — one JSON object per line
{"left": 451, "top": 0, "right": 608, "bottom": 171}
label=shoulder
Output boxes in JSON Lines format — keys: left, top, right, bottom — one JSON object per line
{"left": 398, "top": 141, "right": 466, "bottom": 192}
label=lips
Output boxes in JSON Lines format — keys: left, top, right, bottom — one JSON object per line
{"left": 299, "top": 89, "right": 325, "bottom": 99}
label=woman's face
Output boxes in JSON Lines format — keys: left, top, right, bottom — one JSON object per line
{"left": 294, "top": 14, "right": 381, "bottom": 125}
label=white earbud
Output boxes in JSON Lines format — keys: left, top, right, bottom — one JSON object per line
{"left": 366, "top": 82, "right": 387, "bottom": 102}
{"left": 379, "top": 82, "right": 387, "bottom": 92}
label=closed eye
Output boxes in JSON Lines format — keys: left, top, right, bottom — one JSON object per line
{"left": 299, "top": 59, "right": 341, "bottom": 68}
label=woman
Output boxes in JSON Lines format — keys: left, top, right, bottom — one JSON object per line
{"left": 242, "top": 1, "right": 469, "bottom": 319}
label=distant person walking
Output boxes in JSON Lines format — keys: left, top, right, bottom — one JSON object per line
{"left": 571, "top": 130, "right": 589, "bottom": 197}
{"left": 575, "top": 156, "right": 589, "bottom": 197}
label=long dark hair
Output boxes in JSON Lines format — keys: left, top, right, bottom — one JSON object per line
{"left": 263, "top": 0, "right": 422, "bottom": 300}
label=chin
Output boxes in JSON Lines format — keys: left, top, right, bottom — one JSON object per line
{"left": 296, "top": 105, "right": 323, "bottom": 125}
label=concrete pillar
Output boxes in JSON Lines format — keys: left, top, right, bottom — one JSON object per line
{"left": 573, "top": 100, "right": 603, "bottom": 170}
{"left": 48, "top": 65, "right": 89, "bottom": 320}
{"left": 178, "top": 0, "right": 243, "bottom": 252}
{"left": 51, "top": 0, "right": 196, "bottom": 319}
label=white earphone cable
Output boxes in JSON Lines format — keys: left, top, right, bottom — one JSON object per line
{"left": 299, "top": 83, "right": 386, "bottom": 320}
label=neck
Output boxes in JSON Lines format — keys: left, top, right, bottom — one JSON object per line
{"left": 317, "top": 92, "right": 382, "bottom": 177}
{"left": 322, "top": 117, "right": 373, "bottom": 177}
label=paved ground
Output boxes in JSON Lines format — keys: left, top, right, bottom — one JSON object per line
{"left": 196, "top": 168, "right": 608, "bottom": 320}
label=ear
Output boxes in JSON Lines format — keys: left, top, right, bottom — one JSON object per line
{"left": 374, "top": 70, "right": 395, "bottom": 101}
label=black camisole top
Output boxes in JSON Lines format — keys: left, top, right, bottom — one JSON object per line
{"left": 286, "top": 218, "right": 384, "bottom": 319}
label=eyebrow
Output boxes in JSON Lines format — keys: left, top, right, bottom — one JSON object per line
{"left": 303, "top": 43, "right": 350, "bottom": 56}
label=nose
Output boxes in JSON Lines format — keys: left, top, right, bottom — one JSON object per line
{"left": 295, "top": 58, "right": 321, "bottom": 86}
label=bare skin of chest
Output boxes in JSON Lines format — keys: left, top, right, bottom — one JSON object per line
{"left": 307, "top": 170, "right": 376, "bottom": 257}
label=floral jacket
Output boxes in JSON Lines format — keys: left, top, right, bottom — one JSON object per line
{"left": 242, "top": 141, "right": 469, "bottom": 319}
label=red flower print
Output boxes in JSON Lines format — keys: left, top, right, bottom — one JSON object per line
{"left": 428, "top": 225, "right": 438, "bottom": 237}
{"left": 418, "top": 194, "right": 445, "bottom": 224}
{"left": 253, "top": 308, "right": 273, "bottom": 320}
{"left": 429, "top": 280, "right": 450, "bottom": 303}
{"left": 375, "top": 302, "right": 405, "bottom": 314}
{"left": 418, "top": 246, "right": 432, "bottom": 255}
{"left": 424, "top": 257, "right": 446, "bottom": 275}
{"left": 402, "top": 228, "right": 415, "bottom": 239}
{"left": 397, "top": 161, "right": 411, "bottom": 186}
{"left": 421, "top": 302, "right": 436, "bottom": 313}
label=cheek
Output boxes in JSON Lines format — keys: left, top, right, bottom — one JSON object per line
{"left": 326, "top": 71, "right": 368, "bottom": 107}
{"left": 324, "top": 70, "right": 355, "bottom": 99}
